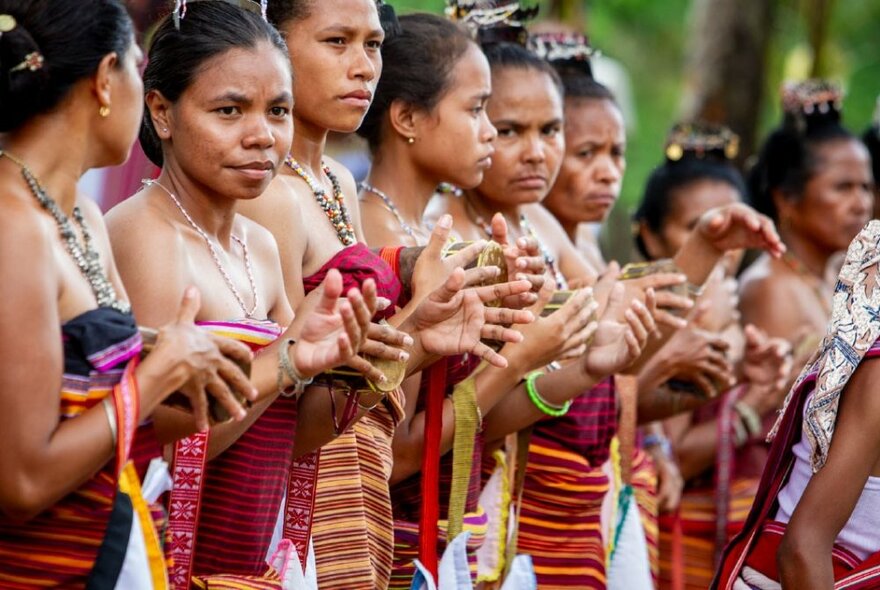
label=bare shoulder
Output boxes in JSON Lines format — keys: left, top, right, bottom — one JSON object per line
{"left": 0, "top": 190, "right": 54, "bottom": 263}
{"left": 104, "top": 189, "right": 184, "bottom": 275}
{"left": 236, "top": 213, "right": 282, "bottom": 262}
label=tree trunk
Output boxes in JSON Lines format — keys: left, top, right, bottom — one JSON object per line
{"left": 545, "top": 0, "right": 586, "bottom": 28}
{"left": 680, "top": 0, "right": 777, "bottom": 161}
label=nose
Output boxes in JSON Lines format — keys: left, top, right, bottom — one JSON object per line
{"left": 350, "top": 46, "right": 378, "bottom": 83}
{"left": 481, "top": 113, "right": 497, "bottom": 144}
{"left": 522, "top": 134, "right": 546, "bottom": 164}
{"left": 593, "top": 154, "right": 622, "bottom": 185}
{"left": 242, "top": 114, "right": 275, "bottom": 150}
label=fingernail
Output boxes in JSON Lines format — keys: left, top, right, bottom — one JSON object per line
{"left": 439, "top": 214, "right": 452, "bottom": 229}
{"left": 399, "top": 352, "right": 410, "bottom": 362}
{"left": 379, "top": 374, "right": 388, "bottom": 383}
{"left": 517, "top": 259, "right": 527, "bottom": 269}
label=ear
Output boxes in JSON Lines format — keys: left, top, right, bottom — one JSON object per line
{"left": 145, "top": 89, "right": 173, "bottom": 140}
{"left": 388, "top": 98, "right": 425, "bottom": 143}
{"left": 771, "top": 187, "right": 796, "bottom": 224}
{"left": 93, "top": 52, "right": 119, "bottom": 112}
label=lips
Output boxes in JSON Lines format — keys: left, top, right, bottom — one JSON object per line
{"left": 231, "top": 160, "right": 274, "bottom": 181}
{"left": 511, "top": 175, "right": 548, "bottom": 190}
{"left": 585, "top": 193, "right": 617, "bottom": 207}
{"left": 340, "top": 89, "right": 373, "bottom": 109}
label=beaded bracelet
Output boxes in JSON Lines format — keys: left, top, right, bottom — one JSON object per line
{"left": 278, "top": 338, "right": 313, "bottom": 398}
{"left": 642, "top": 432, "right": 673, "bottom": 459}
{"left": 525, "top": 370, "right": 571, "bottom": 417}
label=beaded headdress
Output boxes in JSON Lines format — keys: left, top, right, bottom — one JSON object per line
{"left": 663, "top": 121, "right": 739, "bottom": 163}
{"left": 445, "top": 0, "right": 539, "bottom": 46}
{"left": 781, "top": 79, "right": 844, "bottom": 132}
{"left": 172, "top": 0, "right": 267, "bottom": 29}
{"left": 528, "top": 32, "right": 599, "bottom": 78}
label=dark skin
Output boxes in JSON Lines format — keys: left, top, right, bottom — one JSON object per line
{"left": 778, "top": 358, "right": 880, "bottom": 588}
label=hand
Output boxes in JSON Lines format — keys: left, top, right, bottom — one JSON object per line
{"left": 659, "top": 314, "right": 735, "bottom": 398}
{"left": 595, "top": 263, "right": 692, "bottom": 329}
{"left": 693, "top": 203, "right": 785, "bottom": 258}
{"left": 508, "top": 282, "right": 598, "bottom": 373}
{"left": 490, "top": 212, "right": 546, "bottom": 308}
{"left": 410, "top": 214, "right": 487, "bottom": 304}
{"left": 581, "top": 283, "right": 657, "bottom": 379}
{"left": 739, "top": 324, "right": 792, "bottom": 415}
{"left": 407, "top": 265, "right": 534, "bottom": 368}
{"left": 150, "top": 287, "right": 257, "bottom": 432}
{"left": 692, "top": 266, "right": 740, "bottom": 333}
{"left": 289, "top": 269, "right": 382, "bottom": 382}
{"left": 651, "top": 449, "right": 684, "bottom": 513}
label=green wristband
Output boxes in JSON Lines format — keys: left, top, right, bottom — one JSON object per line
{"left": 525, "top": 370, "right": 571, "bottom": 417}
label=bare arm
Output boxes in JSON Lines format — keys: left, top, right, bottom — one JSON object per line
{"left": 778, "top": 358, "right": 880, "bottom": 589}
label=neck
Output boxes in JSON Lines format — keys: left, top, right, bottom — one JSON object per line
{"left": 558, "top": 218, "right": 579, "bottom": 242}
{"left": 287, "top": 114, "right": 329, "bottom": 177}
{"left": 463, "top": 189, "right": 525, "bottom": 237}
{"left": 364, "top": 142, "right": 441, "bottom": 227}
{"left": 781, "top": 226, "right": 833, "bottom": 278}
{"left": 157, "top": 160, "right": 237, "bottom": 245}
{"left": 1, "top": 112, "right": 93, "bottom": 215}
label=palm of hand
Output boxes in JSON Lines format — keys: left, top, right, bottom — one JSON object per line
{"left": 742, "top": 350, "right": 782, "bottom": 387}
{"left": 293, "top": 307, "right": 351, "bottom": 376}
{"left": 413, "top": 289, "right": 483, "bottom": 356}
{"left": 583, "top": 319, "right": 633, "bottom": 377}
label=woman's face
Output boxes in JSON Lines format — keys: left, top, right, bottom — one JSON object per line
{"left": 474, "top": 67, "right": 564, "bottom": 206}
{"left": 641, "top": 178, "right": 741, "bottom": 259}
{"left": 282, "top": 0, "right": 383, "bottom": 134}
{"left": 101, "top": 39, "right": 145, "bottom": 167}
{"left": 409, "top": 44, "right": 496, "bottom": 189}
{"left": 544, "top": 97, "right": 626, "bottom": 225}
{"left": 162, "top": 42, "right": 293, "bottom": 200}
{"left": 781, "top": 138, "right": 874, "bottom": 252}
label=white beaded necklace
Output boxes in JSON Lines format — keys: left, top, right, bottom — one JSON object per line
{"left": 143, "top": 179, "right": 259, "bottom": 318}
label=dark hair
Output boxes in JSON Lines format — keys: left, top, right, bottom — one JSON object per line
{"left": 482, "top": 41, "right": 563, "bottom": 97}
{"left": 266, "top": 0, "right": 312, "bottom": 29}
{"left": 554, "top": 67, "right": 615, "bottom": 103}
{"left": 357, "top": 13, "right": 473, "bottom": 152}
{"left": 747, "top": 108, "right": 853, "bottom": 222}
{"left": 863, "top": 125, "right": 880, "bottom": 187}
{"left": 0, "top": 0, "right": 133, "bottom": 132}
{"left": 140, "top": 1, "right": 289, "bottom": 166}
{"left": 634, "top": 157, "right": 746, "bottom": 259}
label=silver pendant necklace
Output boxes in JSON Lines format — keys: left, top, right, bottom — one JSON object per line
{"left": 143, "top": 179, "right": 259, "bottom": 319}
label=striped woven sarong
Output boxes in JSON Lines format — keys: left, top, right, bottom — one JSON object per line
{"left": 0, "top": 308, "right": 150, "bottom": 587}
{"left": 517, "top": 378, "right": 618, "bottom": 589}
{"left": 630, "top": 446, "right": 659, "bottom": 582}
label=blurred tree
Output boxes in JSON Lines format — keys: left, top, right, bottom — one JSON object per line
{"left": 679, "top": 0, "right": 777, "bottom": 160}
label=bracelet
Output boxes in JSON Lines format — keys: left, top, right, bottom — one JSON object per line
{"left": 102, "top": 397, "right": 118, "bottom": 446}
{"left": 278, "top": 338, "right": 313, "bottom": 398}
{"left": 733, "top": 400, "right": 762, "bottom": 437}
{"left": 525, "top": 370, "right": 571, "bottom": 417}
{"left": 642, "top": 433, "right": 673, "bottom": 459}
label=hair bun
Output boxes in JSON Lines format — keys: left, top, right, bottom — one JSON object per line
{"left": 781, "top": 79, "right": 844, "bottom": 134}
{"left": 664, "top": 121, "right": 739, "bottom": 163}
{"left": 528, "top": 31, "right": 598, "bottom": 78}
{"left": 0, "top": 14, "right": 49, "bottom": 131}
{"left": 445, "top": 0, "right": 538, "bottom": 47}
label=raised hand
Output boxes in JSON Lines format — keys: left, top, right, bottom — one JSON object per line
{"left": 407, "top": 265, "right": 534, "bottom": 368}
{"left": 694, "top": 203, "right": 785, "bottom": 257}
{"left": 739, "top": 324, "right": 793, "bottom": 415}
{"left": 657, "top": 310, "right": 735, "bottom": 398}
{"left": 581, "top": 283, "right": 657, "bottom": 379}
{"left": 490, "top": 212, "right": 546, "bottom": 308}
{"left": 409, "top": 214, "right": 486, "bottom": 304}
{"left": 150, "top": 287, "right": 256, "bottom": 432}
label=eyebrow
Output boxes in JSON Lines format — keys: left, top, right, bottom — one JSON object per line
{"left": 472, "top": 92, "right": 492, "bottom": 102}
{"left": 208, "top": 91, "right": 252, "bottom": 106}
{"left": 272, "top": 91, "right": 294, "bottom": 104}
{"left": 317, "top": 24, "right": 385, "bottom": 37}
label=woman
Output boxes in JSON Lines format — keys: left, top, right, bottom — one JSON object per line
{"left": 714, "top": 219, "right": 880, "bottom": 588}
{"left": 242, "top": 2, "right": 535, "bottom": 588}
{"left": 107, "top": 3, "right": 406, "bottom": 584}
{"left": 862, "top": 98, "right": 879, "bottom": 211}
{"left": 356, "top": 13, "right": 665, "bottom": 588}
{"left": 740, "top": 80, "right": 873, "bottom": 348}
{"left": 635, "top": 122, "right": 791, "bottom": 590}
{"left": 0, "top": 0, "right": 258, "bottom": 586}
{"left": 429, "top": 18, "right": 786, "bottom": 587}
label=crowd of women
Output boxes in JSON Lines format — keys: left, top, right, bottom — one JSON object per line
{"left": 0, "top": 0, "right": 877, "bottom": 588}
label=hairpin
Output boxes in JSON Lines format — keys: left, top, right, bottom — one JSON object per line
{"left": 664, "top": 122, "right": 739, "bottom": 162}
{"left": 781, "top": 79, "right": 843, "bottom": 117}
{"left": 172, "top": 0, "right": 266, "bottom": 29}
{"left": 445, "top": 0, "right": 538, "bottom": 46}
{"left": 9, "top": 51, "right": 44, "bottom": 74}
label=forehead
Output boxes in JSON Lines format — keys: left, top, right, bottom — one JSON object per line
{"left": 294, "top": 0, "right": 381, "bottom": 30}
{"left": 669, "top": 179, "right": 741, "bottom": 222}
{"left": 564, "top": 98, "right": 625, "bottom": 140}
{"left": 811, "top": 138, "right": 871, "bottom": 172}
{"left": 188, "top": 43, "right": 291, "bottom": 97}
{"left": 445, "top": 44, "right": 491, "bottom": 97}
{"left": 488, "top": 67, "right": 563, "bottom": 121}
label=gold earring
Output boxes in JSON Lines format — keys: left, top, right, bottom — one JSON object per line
{"left": 99, "top": 105, "right": 111, "bottom": 118}
{"left": 407, "top": 137, "right": 415, "bottom": 145}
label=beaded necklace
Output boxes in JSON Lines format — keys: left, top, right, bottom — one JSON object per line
{"left": 519, "top": 213, "right": 568, "bottom": 290}
{"left": 360, "top": 182, "right": 424, "bottom": 240}
{"left": 1, "top": 150, "right": 130, "bottom": 313}
{"left": 285, "top": 156, "right": 356, "bottom": 246}
{"left": 143, "top": 179, "right": 259, "bottom": 318}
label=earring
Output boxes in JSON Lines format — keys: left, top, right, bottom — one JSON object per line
{"left": 99, "top": 105, "right": 111, "bottom": 118}
{"left": 407, "top": 137, "right": 415, "bottom": 145}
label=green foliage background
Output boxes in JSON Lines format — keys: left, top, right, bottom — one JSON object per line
{"left": 388, "top": 0, "right": 879, "bottom": 258}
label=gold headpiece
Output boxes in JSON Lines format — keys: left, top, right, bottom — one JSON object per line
{"left": 781, "top": 79, "right": 843, "bottom": 117}
{"left": 664, "top": 122, "right": 739, "bottom": 162}
{"left": 445, "top": 0, "right": 538, "bottom": 46}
